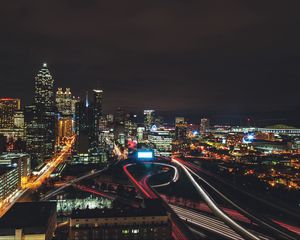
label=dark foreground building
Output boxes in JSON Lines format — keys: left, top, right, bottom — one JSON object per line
{"left": 0, "top": 202, "right": 57, "bottom": 240}
{"left": 69, "top": 199, "right": 172, "bottom": 240}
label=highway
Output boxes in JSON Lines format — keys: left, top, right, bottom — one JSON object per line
{"left": 0, "top": 136, "right": 75, "bottom": 217}
{"left": 27, "top": 136, "right": 76, "bottom": 190}
{"left": 0, "top": 189, "right": 28, "bottom": 218}
{"left": 123, "top": 163, "right": 195, "bottom": 240}
{"left": 41, "top": 140, "right": 124, "bottom": 201}
{"left": 171, "top": 204, "right": 244, "bottom": 240}
{"left": 172, "top": 157, "right": 300, "bottom": 240}
{"left": 172, "top": 157, "right": 261, "bottom": 240}
{"left": 41, "top": 167, "right": 108, "bottom": 201}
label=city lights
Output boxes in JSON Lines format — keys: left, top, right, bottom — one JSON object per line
{"left": 1, "top": 2, "right": 300, "bottom": 239}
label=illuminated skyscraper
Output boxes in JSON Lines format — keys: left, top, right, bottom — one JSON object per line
{"left": 144, "top": 110, "right": 155, "bottom": 131}
{"left": 25, "top": 63, "right": 56, "bottom": 165}
{"left": 92, "top": 89, "right": 103, "bottom": 145}
{"left": 0, "top": 98, "right": 20, "bottom": 129}
{"left": 75, "top": 98, "right": 93, "bottom": 153}
{"left": 114, "top": 107, "right": 125, "bottom": 146}
{"left": 200, "top": 118, "right": 210, "bottom": 134}
{"left": 175, "top": 117, "right": 187, "bottom": 142}
{"left": 13, "top": 111, "right": 24, "bottom": 129}
{"left": 74, "top": 91, "right": 107, "bottom": 164}
{"left": 56, "top": 88, "right": 78, "bottom": 116}
{"left": 148, "top": 127, "right": 173, "bottom": 157}
{"left": 93, "top": 89, "right": 103, "bottom": 117}
{"left": 24, "top": 105, "right": 46, "bottom": 166}
{"left": 124, "top": 113, "right": 137, "bottom": 138}
{"left": 34, "top": 63, "right": 54, "bottom": 109}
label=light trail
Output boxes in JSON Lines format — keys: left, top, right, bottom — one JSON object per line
{"left": 0, "top": 189, "right": 28, "bottom": 218}
{"left": 173, "top": 157, "right": 299, "bottom": 240}
{"left": 27, "top": 136, "right": 76, "bottom": 189}
{"left": 41, "top": 167, "right": 108, "bottom": 200}
{"left": 123, "top": 163, "right": 191, "bottom": 240}
{"left": 160, "top": 194, "right": 252, "bottom": 224}
{"left": 272, "top": 220, "right": 300, "bottom": 236}
{"left": 74, "top": 185, "right": 115, "bottom": 200}
{"left": 141, "top": 162, "right": 179, "bottom": 188}
{"left": 171, "top": 204, "right": 244, "bottom": 240}
{"left": 172, "top": 157, "right": 261, "bottom": 240}
{"left": 172, "top": 205, "right": 272, "bottom": 240}
{"left": 123, "top": 164, "right": 152, "bottom": 198}
{"left": 0, "top": 136, "right": 75, "bottom": 217}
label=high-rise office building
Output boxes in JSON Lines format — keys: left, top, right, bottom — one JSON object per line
{"left": 93, "top": 89, "right": 103, "bottom": 116}
{"left": 0, "top": 98, "right": 20, "bottom": 129}
{"left": 175, "top": 117, "right": 187, "bottom": 142}
{"left": 148, "top": 127, "right": 173, "bottom": 157}
{"left": 106, "top": 114, "right": 114, "bottom": 124}
{"left": 25, "top": 63, "right": 56, "bottom": 165}
{"left": 13, "top": 110, "right": 24, "bottom": 129}
{"left": 24, "top": 105, "right": 47, "bottom": 166}
{"left": 137, "top": 127, "right": 145, "bottom": 142}
{"left": 0, "top": 167, "right": 19, "bottom": 202}
{"left": 114, "top": 108, "right": 125, "bottom": 145}
{"left": 34, "top": 63, "right": 54, "bottom": 109}
{"left": 0, "top": 100, "right": 24, "bottom": 149}
{"left": 74, "top": 91, "right": 107, "bottom": 164}
{"left": 75, "top": 99, "right": 93, "bottom": 153}
{"left": 92, "top": 89, "right": 103, "bottom": 146}
{"left": 200, "top": 118, "right": 210, "bottom": 134}
{"left": 144, "top": 110, "right": 155, "bottom": 131}
{"left": 0, "top": 153, "right": 31, "bottom": 201}
{"left": 56, "top": 88, "right": 78, "bottom": 116}
{"left": 124, "top": 113, "right": 137, "bottom": 139}
{"left": 0, "top": 153, "right": 31, "bottom": 188}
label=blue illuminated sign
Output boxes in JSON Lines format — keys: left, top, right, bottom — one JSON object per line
{"left": 136, "top": 150, "right": 154, "bottom": 160}
{"left": 137, "top": 151, "right": 153, "bottom": 159}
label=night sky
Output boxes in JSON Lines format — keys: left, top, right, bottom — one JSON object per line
{"left": 1, "top": 1, "right": 300, "bottom": 123}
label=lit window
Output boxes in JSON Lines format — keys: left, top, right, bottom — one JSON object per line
{"left": 122, "top": 229, "right": 129, "bottom": 234}
{"left": 132, "top": 229, "right": 139, "bottom": 234}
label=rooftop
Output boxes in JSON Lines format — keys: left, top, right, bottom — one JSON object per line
{"left": 0, "top": 202, "right": 56, "bottom": 235}
{"left": 0, "top": 153, "right": 29, "bottom": 159}
{"left": 71, "top": 199, "right": 167, "bottom": 219}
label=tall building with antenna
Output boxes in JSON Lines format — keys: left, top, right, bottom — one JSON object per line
{"left": 25, "top": 63, "right": 56, "bottom": 165}
{"left": 34, "top": 63, "right": 54, "bottom": 109}
{"left": 74, "top": 89, "right": 106, "bottom": 164}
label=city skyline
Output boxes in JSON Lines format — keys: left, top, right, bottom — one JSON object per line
{"left": 1, "top": 1, "right": 300, "bottom": 117}
{"left": 1, "top": 2, "right": 300, "bottom": 240}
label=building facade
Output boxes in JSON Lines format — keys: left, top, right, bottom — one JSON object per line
{"left": 25, "top": 63, "right": 57, "bottom": 164}
{"left": 144, "top": 110, "right": 155, "bottom": 131}
{"left": 200, "top": 118, "right": 210, "bottom": 135}
{"left": 0, "top": 202, "right": 57, "bottom": 240}
{"left": 148, "top": 128, "right": 173, "bottom": 157}
{"left": 69, "top": 200, "right": 171, "bottom": 240}
{"left": 0, "top": 98, "right": 20, "bottom": 129}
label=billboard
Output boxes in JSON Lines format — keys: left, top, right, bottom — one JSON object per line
{"left": 137, "top": 150, "right": 154, "bottom": 159}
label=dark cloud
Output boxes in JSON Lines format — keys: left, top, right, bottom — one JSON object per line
{"left": 0, "top": 0, "right": 300, "bottom": 119}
